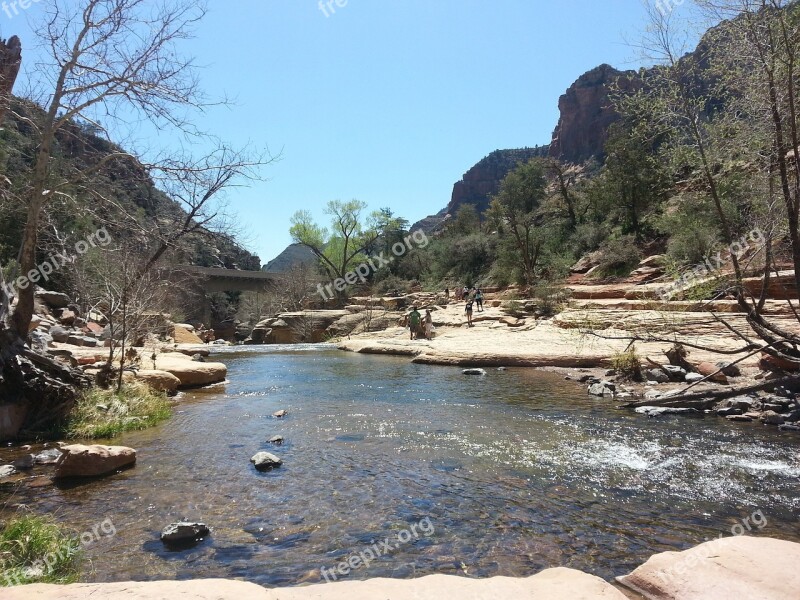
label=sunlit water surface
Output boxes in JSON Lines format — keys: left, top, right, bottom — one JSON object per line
{"left": 2, "top": 345, "right": 799, "bottom": 586}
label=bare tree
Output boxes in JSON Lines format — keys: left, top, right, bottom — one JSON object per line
{"left": 612, "top": 0, "right": 800, "bottom": 376}
{"left": 0, "top": 0, "right": 273, "bottom": 435}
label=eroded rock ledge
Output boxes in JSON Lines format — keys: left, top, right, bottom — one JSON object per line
{"left": 8, "top": 536, "right": 800, "bottom": 599}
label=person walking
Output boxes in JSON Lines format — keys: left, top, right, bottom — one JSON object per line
{"left": 475, "top": 289, "right": 484, "bottom": 312}
{"left": 409, "top": 306, "right": 421, "bottom": 340}
{"left": 424, "top": 309, "right": 433, "bottom": 340}
{"left": 465, "top": 297, "right": 474, "bottom": 327}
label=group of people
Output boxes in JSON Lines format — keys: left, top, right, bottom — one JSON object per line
{"left": 407, "top": 306, "right": 434, "bottom": 340}
{"left": 443, "top": 285, "right": 484, "bottom": 328}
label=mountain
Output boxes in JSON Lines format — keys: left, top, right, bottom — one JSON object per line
{"left": 0, "top": 97, "right": 261, "bottom": 276}
{"left": 411, "top": 146, "right": 549, "bottom": 232}
{"left": 263, "top": 243, "right": 317, "bottom": 272}
{"left": 548, "top": 63, "right": 639, "bottom": 165}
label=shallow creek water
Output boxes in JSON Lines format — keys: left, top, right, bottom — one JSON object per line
{"left": 1, "top": 344, "right": 799, "bottom": 586}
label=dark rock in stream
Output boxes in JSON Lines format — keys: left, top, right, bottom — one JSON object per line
{"left": 462, "top": 368, "right": 486, "bottom": 376}
{"left": 250, "top": 451, "right": 282, "bottom": 471}
{"left": 12, "top": 454, "right": 34, "bottom": 470}
{"left": 160, "top": 522, "right": 210, "bottom": 545}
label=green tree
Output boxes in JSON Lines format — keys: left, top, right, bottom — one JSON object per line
{"left": 488, "top": 159, "right": 547, "bottom": 286}
{"left": 290, "top": 199, "right": 380, "bottom": 296}
{"left": 600, "top": 122, "right": 670, "bottom": 239}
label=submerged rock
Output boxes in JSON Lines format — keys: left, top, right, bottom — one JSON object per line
{"left": 462, "top": 368, "right": 486, "bottom": 376}
{"left": 268, "top": 435, "right": 284, "bottom": 444}
{"left": 160, "top": 522, "right": 210, "bottom": 544}
{"left": 272, "top": 409, "right": 288, "bottom": 418}
{"left": 635, "top": 406, "right": 699, "bottom": 417}
{"left": 250, "top": 452, "right": 282, "bottom": 471}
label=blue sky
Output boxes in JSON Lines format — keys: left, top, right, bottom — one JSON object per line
{"left": 4, "top": 0, "right": 701, "bottom": 265}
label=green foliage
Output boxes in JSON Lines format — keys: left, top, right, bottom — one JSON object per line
{"left": 594, "top": 235, "right": 641, "bottom": 278}
{"left": 532, "top": 280, "right": 570, "bottom": 317}
{"left": 449, "top": 204, "right": 482, "bottom": 236}
{"left": 290, "top": 200, "right": 380, "bottom": 294}
{"left": 489, "top": 159, "right": 548, "bottom": 286}
{"left": 64, "top": 382, "right": 172, "bottom": 439}
{"left": 611, "top": 346, "right": 643, "bottom": 382}
{"left": 0, "top": 514, "right": 82, "bottom": 586}
{"left": 657, "top": 198, "right": 722, "bottom": 265}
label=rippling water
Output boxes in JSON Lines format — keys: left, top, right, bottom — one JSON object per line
{"left": 2, "top": 345, "right": 799, "bottom": 586}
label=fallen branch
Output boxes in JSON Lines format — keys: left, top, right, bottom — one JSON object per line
{"left": 619, "top": 376, "right": 798, "bottom": 409}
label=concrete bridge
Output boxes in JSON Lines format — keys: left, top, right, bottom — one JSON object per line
{"left": 175, "top": 266, "right": 285, "bottom": 293}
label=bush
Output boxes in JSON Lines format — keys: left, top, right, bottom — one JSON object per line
{"left": 594, "top": 235, "right": 641, "bottom": 278}
{"left": 532, "top": 281, "right": 570, "bottom": 317}
{"left": 65, "top": 382, "right": 172, "bottom": 439}
{"left": 611, "top": 346, "right": 643, "bottom": 381}
{"left": 371, "top": 274, "right": 409, "bottom": 296}
{"left": 0, "top": 514, "right": 82, "bottom": 586}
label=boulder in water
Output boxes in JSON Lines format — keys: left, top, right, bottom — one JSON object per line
{"left": 760, "top": 410, "right": 785, "bottom": 425}
{"left": 54, "top": 444, "right": 136, "bottom": 478}
{"left": 160, "top": 522, "right": 210, "bottom": 544}
{"left": 462, "top": 368, "right": 486, "bottom": 375}
{"left": 273, "top": 409, "right": 288, "bottom": 418}
{"left": 268, "top": 435, "right": 284, "bottom": 444}
{"left": 251, "top": 452, "right": 282, "bottom": 471}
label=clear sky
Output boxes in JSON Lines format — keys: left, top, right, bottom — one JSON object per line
{"left": 3, "top": 0, "right": 701, "bottom": 265}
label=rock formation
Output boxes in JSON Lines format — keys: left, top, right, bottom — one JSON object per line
{"left": 412, "top": 147, "right": 549, "bottom": 232}
{"left": 548, "top": 64, "right": 638, "bottom": 165}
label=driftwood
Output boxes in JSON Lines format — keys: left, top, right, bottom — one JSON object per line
{"left": 620, "top": 376, "right": 798, "bottom": 409}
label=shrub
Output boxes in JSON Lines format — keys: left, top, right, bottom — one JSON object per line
{"left": 0, "top": 514, "right": 82, "bottom": 586}
{"left": 594, "top": 235, "right": 641, "bottom": 278}
{"left": 611, "top": 346, "right": 643, "bottom": 381}
{"left": 65, "top": 382, "right": 172, "bottom": 439}
{"left": 532, "top": 281, "right": 571, "bottom": 317}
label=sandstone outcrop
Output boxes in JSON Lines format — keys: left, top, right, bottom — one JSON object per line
{"left": 122, "top": 369, "right": 181, "bottom": 393}
{"left": 6, "top": 568, "right": 626, "bottom": 599}
{"left": 549, "top": 64, "right": 639, "bottom": 164}
{"left": 154, "top": 353, "right": 227, "bottom": 387}
{"left": 617, "top": 536, "right": 800, "bottom": 599}
{"left": 53, "top": 444, "right": 136, "bottom": 478}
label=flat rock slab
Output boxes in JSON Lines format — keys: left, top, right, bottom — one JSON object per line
{"left": 155, "top": 352, "right": 227, "bottom": 388}
{"left": 6, "top": 569, "right": 626, "bottom": 599}
{"left": 54, "top": 444, "right": 136, "bottom": 478}
{"left": 617, "top": 536, "right": 800, "bottom": 599}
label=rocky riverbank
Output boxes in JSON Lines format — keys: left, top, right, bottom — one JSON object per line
{"left": 6, "top": 536, "right": 800, "bottom": 599}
